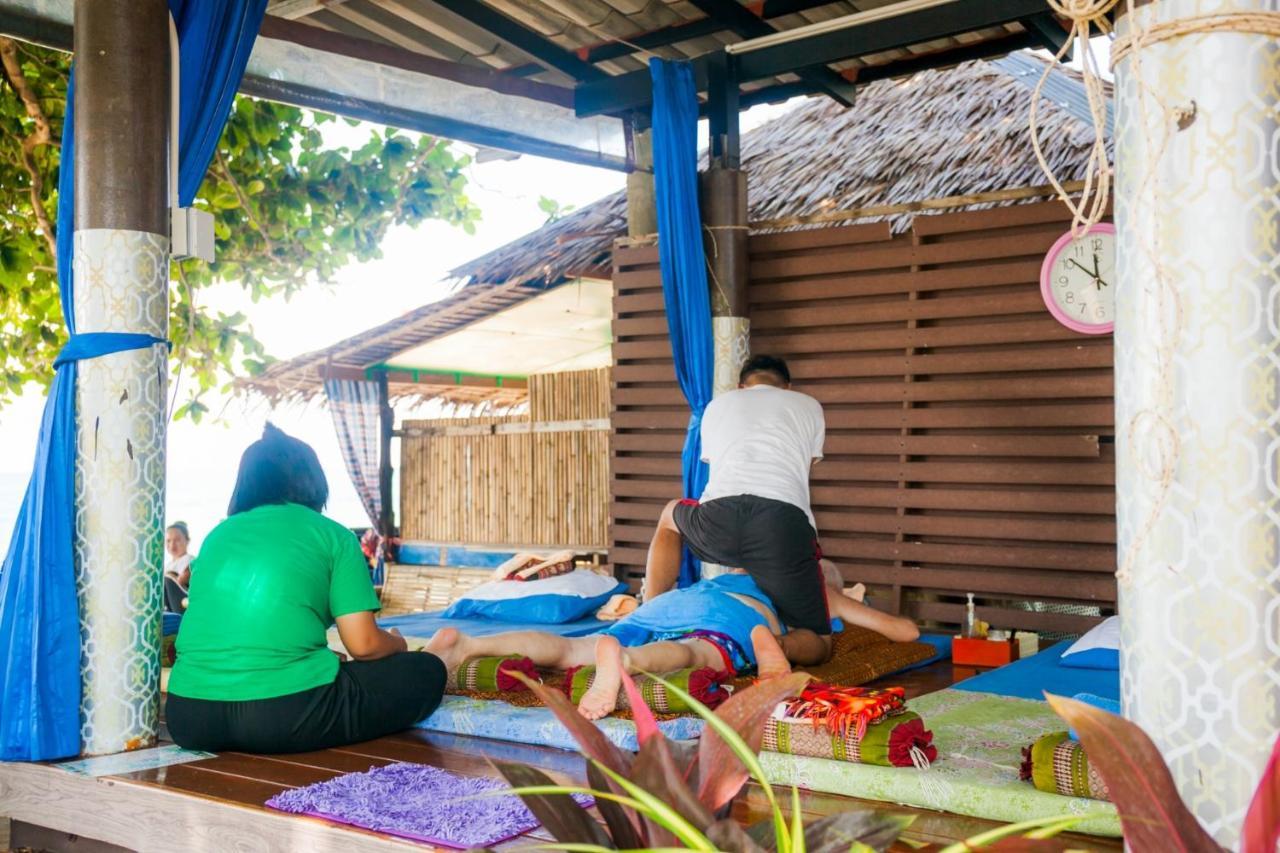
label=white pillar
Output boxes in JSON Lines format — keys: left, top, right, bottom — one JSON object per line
{"left": 1114, "top": 1, "right": 1280, "bottom": 843}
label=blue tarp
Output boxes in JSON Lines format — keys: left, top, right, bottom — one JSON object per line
{"left": 0, "top": 0, "right": 266, "bottom": 761}
{"left": 649, "top": 59, "right": 714, "bottom": 588}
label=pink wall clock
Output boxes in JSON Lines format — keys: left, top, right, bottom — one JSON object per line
{"left": 1039, "top": 222, "right": 1116, "bottom": 335}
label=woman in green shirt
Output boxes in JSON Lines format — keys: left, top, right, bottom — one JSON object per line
{"left": 166, "top": 425, "right": 446, "bottom": 753}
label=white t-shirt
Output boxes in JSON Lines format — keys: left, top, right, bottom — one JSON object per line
{"left": 698, "top": 385, "right": 825, "bottom": 529}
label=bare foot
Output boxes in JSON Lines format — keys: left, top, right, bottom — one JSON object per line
{"left": 578, "top": 635, "right": 624, "bottom": 720}
{"left": 751, "top": 625, "right": 792, "bottom": 680}
{"left": 423, "top": 627, "right": 471, "bottom": 676}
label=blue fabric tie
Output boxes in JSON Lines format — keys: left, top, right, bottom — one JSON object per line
{"left": 650, "top": 59, "right": 714, "bottom": 588}
{"left": 0, "top": 0, "right": 266, "bottom": 762}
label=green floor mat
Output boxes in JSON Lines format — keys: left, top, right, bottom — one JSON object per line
{"left": 761, "top": 689, "right": 1121, "bottom": 838}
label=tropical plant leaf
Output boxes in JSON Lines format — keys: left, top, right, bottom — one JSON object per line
{"left": 620, "top": 665, "right": 662, "bottom": 746}
{"left": 938, "top": 814, "right": 1100, "bottom": 853}
{"left": 706, "top": 817, "right": 770, "bottom": 853}
{"left": 1044, "top": 695, "right": 1224, "bottom": 853}
{"left": 1241, "top": 733, "right": 1280, "bottom": 853}
{"left": 509, "top": 671, "right": 632, "bottom": 776}
{"left": 492, "top": 761, "right": 612, "bottom": 848}
{"left": 694, "top": 672, "right": 809, "bottom": 811}
{"left": 586, "top": 760, "right": 645, "bottom": 849}
{"left": 970, "top": 840, "right": 1079, "bottom": 851}
{"left": 800, "top": 810, "right": 914, "bottom": 853}
{"left": 591, "top": 761, "right": 715, "bottom": 851}
{"left": 630, "top": 716, "right": 717, "bottom": 834}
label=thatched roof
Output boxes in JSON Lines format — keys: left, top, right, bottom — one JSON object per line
{"left": 452, "top": 53, "right": 1111, "bottom": 287}
{"left": 243, "top": 52, "right": 1111, "bottom": 406}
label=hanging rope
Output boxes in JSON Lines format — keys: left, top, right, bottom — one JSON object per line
{"left": 1028, "top": 0, "right": 1118, "bottom": 237}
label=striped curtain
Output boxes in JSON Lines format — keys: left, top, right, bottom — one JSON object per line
{"left": 324, "top": 379, "right": 384, "bottom": 582}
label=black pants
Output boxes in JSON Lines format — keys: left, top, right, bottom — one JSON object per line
{"left": 166, "top": 652, "right": 447, "bottom": 754}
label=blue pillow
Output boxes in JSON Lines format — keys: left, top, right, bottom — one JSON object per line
{"left": 1059, "top": 616, "right": 1120, "bottom": 671}
{"left": 443, "top": 571, "right": 626, "bottom": 624}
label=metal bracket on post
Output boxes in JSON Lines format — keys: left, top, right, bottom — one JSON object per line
{"left": 706, "top": 50, "right": 740, "bottom": 170}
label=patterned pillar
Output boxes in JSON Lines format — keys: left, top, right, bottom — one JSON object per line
{"left": 74, "top": 232, "right": 169, "bottom": 755}
{"left": 73, "top": 0, "right": 170, "bottom": 756}
{"left": 1113, "top": 1, "right": 1280, "bottom": 843}
{"left": 712, "top": 316, "right": 750, "bottom": 397}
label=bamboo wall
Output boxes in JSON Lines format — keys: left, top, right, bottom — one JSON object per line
{"left": 611, "top": 200, "right": 1116, "bottom": 635}
{"left": 400, "top": 367, "right": 610, "bottom": 548}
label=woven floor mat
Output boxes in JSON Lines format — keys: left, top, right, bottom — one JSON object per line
{"left": 448, "top": 626, "right": 937, "bottom": 721}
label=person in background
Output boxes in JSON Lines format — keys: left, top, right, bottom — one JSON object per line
{"left": 164, "top": 521, "right": 194, "bottom": 589}
{"left": 166, "top": 424, "right": 447, "bottom": 754}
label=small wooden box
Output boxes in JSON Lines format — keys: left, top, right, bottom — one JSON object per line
{"left": 953, "top": 637, "right": 1019, "bottom": 668}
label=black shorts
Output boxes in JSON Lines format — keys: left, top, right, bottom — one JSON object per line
{"left": 673, "top": 495, "right": 830, "bottom": 635}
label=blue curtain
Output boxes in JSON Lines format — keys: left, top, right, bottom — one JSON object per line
{"left": 0, "top": 0, "right": 266, "bottom": 761}
{"left": 649, "top": 59, "right": 713, "bottom": 588}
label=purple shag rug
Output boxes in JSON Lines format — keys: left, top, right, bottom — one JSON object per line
{"left": 266, "top": 762, "right": 590, "bottom": 848}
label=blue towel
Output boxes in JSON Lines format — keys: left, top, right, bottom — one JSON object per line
{"left": 1068, "top": 692, "right": 1121, "bottom": 740}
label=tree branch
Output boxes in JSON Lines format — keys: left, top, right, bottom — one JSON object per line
{"left": 0, "top": 37, "right": 57, "bottom": 260}
{"left": 213, "top": 149, "right": 283, "bottom": 257}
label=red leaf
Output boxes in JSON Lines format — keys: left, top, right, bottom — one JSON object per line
{"left": 1045, "top": 694, "right": 1224, "bottom": 853}
{"left": 1241, "top": 733, "right": 1280, "bottom": 853}
{"left": 509, "top": 671, "right": 631, "bottom": 776}
{"left": 621, "top": 667, "right": 661, "bottom": 746}
{"left": 697, "top": 672, "right": 809, "bottom": 812}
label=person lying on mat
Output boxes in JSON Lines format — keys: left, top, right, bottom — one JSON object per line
{"left": 166, "top": 424, "right": 448, "bottom": 754}
{"left": 641, "top": 354, "right": 835, "bottom": 666}
{"left": 424, "top": 561, "right": 917, "bottom": 719}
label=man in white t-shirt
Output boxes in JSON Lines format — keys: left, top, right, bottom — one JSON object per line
{"left": 641, "top": 355, "right": 833, "bottom": 665}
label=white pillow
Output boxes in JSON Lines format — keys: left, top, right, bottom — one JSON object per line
{"left": 1060, "top": 615, "right": 1120, "bottom": 670}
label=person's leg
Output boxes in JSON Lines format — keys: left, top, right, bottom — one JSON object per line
{"left": 642, "top": 499, "right": 685, "bottom": 601}
{"left": 578, "top": 634, "right": 724, "bottom": 719}
{"left": 424, "top": 627, "right": 597, "bottom": 674}
{"left": 826, "top": 593, "right": 920, "bottom": 643}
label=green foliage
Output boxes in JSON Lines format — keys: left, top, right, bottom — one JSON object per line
{"left": 538, "top": 194, "right": 575, "bottom": 224}
{"left": 0, "top": 38, "right": 479, "bottom": 418}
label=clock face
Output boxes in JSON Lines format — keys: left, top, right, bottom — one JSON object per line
{"left": 1040, "top": 223, "right": 1116, "bottom": 335}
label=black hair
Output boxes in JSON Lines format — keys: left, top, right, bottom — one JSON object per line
{"left": 227, "top": 423, "right": 329, "bottom": 516}
{"left": 739, "top": 354, "right": 791, "bottom": 386}
{"left": 166, "top": 521, "right": 190, "bottom": 540}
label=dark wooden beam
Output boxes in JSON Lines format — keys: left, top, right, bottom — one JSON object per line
{"left": 575, "top": 0, "right": 1054, "bottom": 117}
{"left": 258, "top": 15, "right": 575, "bottom": 107}
{"left": 684, "top": 0, "right": 855, "bottom": 106}
{"left": 735, "top": 0, "right": 1052, "bottom": 83}
{"left": 423, "top": 0, "right": 607, "bottom": 81}
{"left": 1021, "top": 12, "right": 1072, "bottom": 59}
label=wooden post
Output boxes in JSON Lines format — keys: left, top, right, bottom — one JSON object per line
{"left": 1114, "top": 2, "right": 1280, "bottom": 844}
{"left": 72, "top": 0, "right": 170, "bottom": 756}
{"left": 625, "top": 117, "right": 656, "bottom": 237}
{"left": 377, "top": 372, "right": 395, "bottom": 537}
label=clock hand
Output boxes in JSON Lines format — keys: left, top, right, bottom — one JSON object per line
{"left": 1066, "top": 258, "right": 1093, "bottom": 275}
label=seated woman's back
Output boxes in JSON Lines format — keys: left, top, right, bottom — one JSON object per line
{"left": 171, "top": 503, "right": 378, "bottom": 702}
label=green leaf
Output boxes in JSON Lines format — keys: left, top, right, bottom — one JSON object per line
{"left": 491, "top": 761, "right": 612, "bottom": 848}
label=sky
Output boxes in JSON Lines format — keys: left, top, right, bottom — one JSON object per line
{"left": 0, "top": 99, "right": 796, "bottom": 554}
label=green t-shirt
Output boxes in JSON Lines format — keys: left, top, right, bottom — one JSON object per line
{"left": 168, "top": 503, "right": 381, "bottom": 701}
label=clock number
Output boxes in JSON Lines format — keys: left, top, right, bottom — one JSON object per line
{"left": 1092, "top": 238, "right": 1103, "bottom": 251}
{"left": 1064, "top": 291, "right": 1074, "bottom": 304}
{"left": 1096, "top": 306, "right": 1106, "bottom": 319}
{"left": 1080, "top": 304, "right": 1087, "bottom": 315}
{"left": 1058, "top": 274, "right": 1069, "bottom": 286}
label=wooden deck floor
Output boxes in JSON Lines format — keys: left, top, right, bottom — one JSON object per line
{"left": 0, "top": 661, "right": 1122, "bottom": 853}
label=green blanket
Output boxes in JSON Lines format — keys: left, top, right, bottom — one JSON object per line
{"left": 760, "top": 689, "right": 1121, "bottom": 838}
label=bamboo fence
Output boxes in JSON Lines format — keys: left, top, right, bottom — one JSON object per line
{"left": 400, "top": 368, "right": 610, "bottom": 548}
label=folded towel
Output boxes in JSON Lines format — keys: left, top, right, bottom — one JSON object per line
{"left": 596, "top": 593, "right": 639, "bottom": 621}
{"left": 1021, "top": 731, "right": 1111, "bottom": 802}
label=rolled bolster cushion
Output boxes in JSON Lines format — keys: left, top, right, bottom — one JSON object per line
{"left": 762, "top": 710, "right": 937, "bottom": 767}
{"left": 448, "top": 655, "right": 539, "bottom": 694}
{"left": 562, "top": 666, "right": 729, "bottom": 712}
{"left": 1019, "top": 731, "right": 1112, "bottom": 802}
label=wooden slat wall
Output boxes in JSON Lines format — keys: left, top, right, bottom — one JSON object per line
{"left": 610, "top": 200, "right": 1116, "bottom": 634}
{"left": 400, "top": 368, "right": 611, "bottom": 548}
